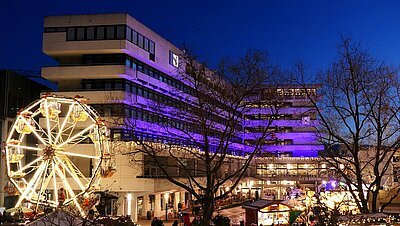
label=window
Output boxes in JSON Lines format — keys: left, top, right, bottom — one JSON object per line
{"left": 106, "top": 26, "right": 115, "bottom": 39}
{"left": 96, "top": 27, "right": 105, "bottom": 40}
{"left": 138, "top": 34, "right": 144, "bottom": 48}
{"left": 149, "top": 41, "right": 155, "bottom": 54}
{"left": 126, "top": 27, "right": 132, "bottom": 42}
{"left": 132, "top": 30, "right": 138, "bottom": 44}
{"left": 87, "top": 27, "right": 95, "bottom": 40}
{"left": 67, "top": 27, "right": 75, "bottom": 40}
{"left": 77, "top": 27, "right": 85, "bottom": 40}
{"left": 116, "top": 25, "right": 125, "bottom": 39}
{"left": 144, "top": 38, "right": 149, "bottom": 51}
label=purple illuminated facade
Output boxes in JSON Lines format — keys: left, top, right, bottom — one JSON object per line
{"left": 41, "top": 13, "right": 327, "bottom": 216}
{"left": 244, "top": 86, "right": 323, "bottom": 157}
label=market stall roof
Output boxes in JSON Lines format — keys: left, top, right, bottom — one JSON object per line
{"left": 242, "top": 199, "right": 293, "bottom": 210}
{"left": 27, "top": 210, "right": 100, "bottom": 226}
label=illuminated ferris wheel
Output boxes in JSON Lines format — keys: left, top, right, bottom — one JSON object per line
{"left": 5, "top": 95, "right": 115, "bottom": 215}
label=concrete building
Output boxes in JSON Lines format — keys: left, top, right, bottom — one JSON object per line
{"left": 39, "top": 13, "right": 327, "bottom": 221}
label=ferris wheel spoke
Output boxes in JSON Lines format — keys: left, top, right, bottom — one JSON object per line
{"left": 10, "top": 156, "right": 43, "bottom": 177}
{"left": 57, "top": 150, "right": 100, "bottom": 159}
{"left": 36, "top": 160, "right": 51, "bottom": 204}
{"left": 57, "top": 155, "right": 89, "bottom": 184}
{"left": 19, "top": 117, "right": 47, "bottom": 146}
{"left": 44, "top": 99, "right": 53, "bottom": 144}
{"left": 15, "top": 161, "right": 47, "bottom": 207}
{"left": 51, "top": 160, "right": 59, "bottom": 204}
{"left": 28, "top": 161, "right": 50, "bottom": 202}
{"left": 7, "top": 144, "right": 42, "bottom": 152}
{"left": 54, "top": 156, "right": 86, "bottom": 191}
{"left": 56, "top": 124, "right": 96, "bottom": 149}
{"left": 54, "top": 161, "right": 85, "bottom": 216}
{"left": 55, "top": 102, "right": 75, "bottom": 145}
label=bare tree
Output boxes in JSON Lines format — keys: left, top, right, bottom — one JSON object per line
{"left": 112, "top": 50, "right": 279, "bottom": 225}
{"left": 291, "top": 38, "right": 400, "bottom": 213}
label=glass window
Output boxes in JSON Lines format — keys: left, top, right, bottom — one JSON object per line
{"left": 45, "top": 27, "right": 56, "bottom": 32}
{"left": 56, "top": 27, "right": 66, "bottom": 32}
{"left": 144, "top": 38, "right": 149, "bottom": 51}
{"left": 125, "top": 83, "right": 131, "bottom": 92}
{"left": 87, "top": 27, "right": 95, "bottom": 40}
{"left": 67, "top": 27, "right": 75, "bottom": 40}
{"left": 77, "top": 27, "right": 85, "bottom": 40}
{"left": 106, "top": 26, "right": 115, "bottom": 39}
{"left": 149, "top": 41, "right": 155, "bottom": 54}
{"left": 115, "top": 80, "right": 122, "bottom": 89}
{"left": 132, "top": 30, "right": 138, "bottom": 44}
{"left": 96, "top": 27, "right": 105, "bottom": 40}
{"left": 105, "top": 82, "right": 112, "bottom": 90}
{"left": 126, "top": 27, "right": 132, "bottom": 42}
{"left": 138, "top": 34, "right": 144, "bottom": 48}
{"left": 116, "top": 25, "right": 125, "bottom": 39}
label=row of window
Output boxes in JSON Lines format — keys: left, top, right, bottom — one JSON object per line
{"left": 244, "top": 139, "right": 293, "bottom": 146}
{"left": 94, "top": 103, "right": 242, "bottom": 143}
{"left": 244, "top": 126, "right": 294, "bottom": 133}
{"left": 81, "top": 79, "right": 230, "bottom": 126}
{"left": 81, "top": 54, "right": 233, "bottom": 114}
{"left": 244, "top": 114, "right": 315, "bottom": 121}
{"left": 45, "top": 25, "right": 155, "bottom": 60}
{"left": 80, "top": 54, "right": 195, "bottom": 96}
{"left": 93, "top": 104, "right": 202, "bottom": 134}
{"left": 110, "top": 129, "right": 246, "bottom": 158}
{"left": 110, "top": 129, "right": 194, "bottom": 145}
{"left": 246, "top": 102, "right": 293, "bottom": 109}
{"left": 244, "top": 114, "right": 293, "bottom": 120}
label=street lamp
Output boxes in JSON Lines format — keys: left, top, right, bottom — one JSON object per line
{"left": 165, "top": 193, "right": 169, "bottom": 221}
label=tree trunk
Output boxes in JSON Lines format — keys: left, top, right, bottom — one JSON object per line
{"left": 371, "top": 189, "right": 379, "bottom": 212}
{"left": 200, "top": 193, "right": 215, "bottom": 226}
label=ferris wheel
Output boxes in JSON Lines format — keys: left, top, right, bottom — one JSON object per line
{"left": 5, "top": 95, "right": 115, "bottom": 216}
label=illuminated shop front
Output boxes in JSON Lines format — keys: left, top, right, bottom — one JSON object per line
{"left": 243, "top": 200, "right": 293, "bottom": 226}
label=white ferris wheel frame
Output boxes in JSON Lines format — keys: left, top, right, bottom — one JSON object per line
{"left": 5, "top": 95, "right": 112, "bottom": 216}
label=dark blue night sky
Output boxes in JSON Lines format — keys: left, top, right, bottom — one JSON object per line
{"left": 1, "top": 0, "right": 400, "bottom": 73}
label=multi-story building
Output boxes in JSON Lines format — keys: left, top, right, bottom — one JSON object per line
{"left": 41, "top": 13, "right": 248, "bottom": 221}
{"left": 0, "top": 69, "right": 52, "bottom": 208}
{"left": 243, "top": 86, "right": 325, "bottom": 198}
{"left": 39, "top": 13, "right": 326, "bottom": 221}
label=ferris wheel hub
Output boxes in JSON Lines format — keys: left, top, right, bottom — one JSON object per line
{"left": 42, "top": 145, "right": 56, "bottom": 160}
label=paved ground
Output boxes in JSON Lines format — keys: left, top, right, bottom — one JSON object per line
{"left": 137, "top": 218, "right": 180, "bottom": 226}
{"left": 136, "top": 206, "right": 245, "bottom": 226}
{"left": 218, "top": 206, "right": 245, "bottom": 225}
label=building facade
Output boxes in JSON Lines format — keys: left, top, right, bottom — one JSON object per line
{"left": 39, "top": 13, "right": 326, "bottom": 221}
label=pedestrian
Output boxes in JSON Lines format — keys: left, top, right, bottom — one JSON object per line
{"left": 157, "top": 219, "right": 164, "bottom": 226}
{"left": 151, "top": 217, "right": 158, "bottom": 226}
{"left": 183, "top": 213, "right": 191, "bottom": 226}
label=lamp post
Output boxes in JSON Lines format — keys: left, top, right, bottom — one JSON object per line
{"left": 165, "top": 193, "right": 169, "bottom": 221}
